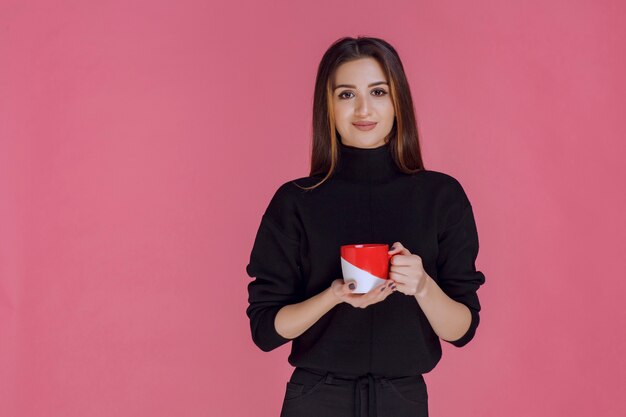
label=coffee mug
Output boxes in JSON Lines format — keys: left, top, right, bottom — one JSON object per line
{"left": 340, "top": 243, "right": 397, "bottom": 294}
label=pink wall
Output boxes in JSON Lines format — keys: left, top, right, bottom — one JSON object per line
{"left": 1, "top": 0, "right": 625, "bottom": 416}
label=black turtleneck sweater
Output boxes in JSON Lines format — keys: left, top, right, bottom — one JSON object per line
{"left": 245, "top": 141, "right": 486, "bottom": 377}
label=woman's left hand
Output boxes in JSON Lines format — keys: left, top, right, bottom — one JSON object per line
{"left": 387, "top": 242, "right": 429, "bottom": 297}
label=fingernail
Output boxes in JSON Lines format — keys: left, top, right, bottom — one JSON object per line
{"left": 390, "top": 246, "right": 396, "bottom": 251}
{"left": 349, "top": 283, "right": 355, "bottom": 290}
{"left": 380, "top": 286, "right": 385, "bottom": 292}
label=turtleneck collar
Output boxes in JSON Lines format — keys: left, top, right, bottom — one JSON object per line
{"left": 333, "top": 140, "right": 402, "bottom": 183}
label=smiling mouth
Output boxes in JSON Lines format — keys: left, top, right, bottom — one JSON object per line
{"left": 352, "top": 122, "right": 377, "bottom": 131}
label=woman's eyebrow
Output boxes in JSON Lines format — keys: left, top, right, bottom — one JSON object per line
{"left": 333, "top": 81, "right": 388, "bottom": 90}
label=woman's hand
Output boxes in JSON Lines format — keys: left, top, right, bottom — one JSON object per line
{"left": 387, "top": 242, "right": 429, "bottom": 297}
{"left": 330, "top": 278, "right": 395, "bottom": 308}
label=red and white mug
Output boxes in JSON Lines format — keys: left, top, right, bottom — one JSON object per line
{"left": 340, "top": 243, "right": 397, "bottom": 294}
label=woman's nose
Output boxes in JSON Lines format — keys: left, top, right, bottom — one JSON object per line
{"left": 355, "top": 96, "right": 370, "bottom": 116}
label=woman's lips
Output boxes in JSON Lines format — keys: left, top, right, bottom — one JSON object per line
{"left": 352, "top": 122, "right": 377, "bottom": 131}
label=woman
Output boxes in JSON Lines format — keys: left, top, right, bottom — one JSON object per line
{"left": 245, "top": 36, "right": 486, "bottom": 417}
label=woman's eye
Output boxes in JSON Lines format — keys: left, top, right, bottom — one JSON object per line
{"left": 338, "top": 89, "right": 388, "bottom": 99}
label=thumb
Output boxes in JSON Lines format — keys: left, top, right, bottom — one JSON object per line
{"left": 389, "top": 241, "right": 411, "bottom": 256}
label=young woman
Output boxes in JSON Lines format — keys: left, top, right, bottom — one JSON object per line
{"left": 245, "top": 36, "right": 486, "bottom": 417}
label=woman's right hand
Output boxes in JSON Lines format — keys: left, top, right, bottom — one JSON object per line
{"left": 330, "top": 279, "right": 396, "bottom": 308}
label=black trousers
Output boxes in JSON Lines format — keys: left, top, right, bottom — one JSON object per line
{"left": 279, "top": 367, "right": 428, "bottom": 417}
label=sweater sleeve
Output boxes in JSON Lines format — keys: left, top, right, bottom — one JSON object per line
{"left": 436, "top": 186, "right": 486, "bottom": 348}
{"left": 245, "top": 183, "right": 305, "bottom": 352}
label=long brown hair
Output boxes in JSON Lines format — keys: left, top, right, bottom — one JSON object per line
{"left": 295, "top": 36, "right": 425, "bottom": 191}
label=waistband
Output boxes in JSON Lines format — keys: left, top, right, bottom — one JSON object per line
{"left": 292, "top": 367, "right": 423, "bottom": 417}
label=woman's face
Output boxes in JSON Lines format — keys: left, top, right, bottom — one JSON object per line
{"left": 332, "top": 57, "right": 395, "bottom": 149}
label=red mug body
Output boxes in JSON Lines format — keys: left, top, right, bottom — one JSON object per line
{"left": 340, "top": 243, "right": 395, "bottom": 294}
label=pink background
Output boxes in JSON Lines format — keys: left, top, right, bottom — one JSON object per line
{"left": 2, "top": 0, "right": 625, "bottom": 416}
